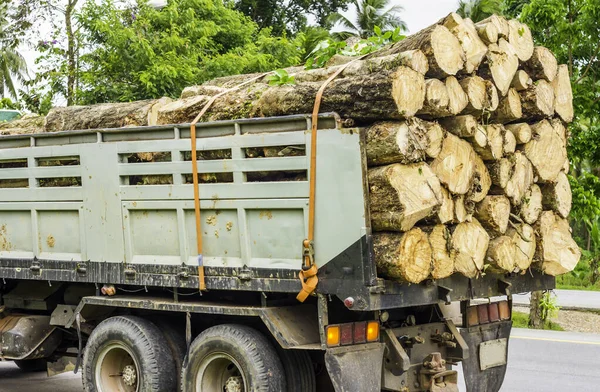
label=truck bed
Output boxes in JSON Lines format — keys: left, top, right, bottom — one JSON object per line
{"left": 0, "top": 114, "right": 553, "bottom": 311}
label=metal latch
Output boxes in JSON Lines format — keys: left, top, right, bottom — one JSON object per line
{"left": 29, "top": 262, "right": 41, "bottom": 274}
{"left": 238, "top": 266, "right": 252, "bottom": 281}
{"left": 124, "top": 267, "right": 136, "bottom": 279}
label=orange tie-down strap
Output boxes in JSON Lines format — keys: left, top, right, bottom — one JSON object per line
{"left": 189, "top": 72, "right": 271, "bottom": 291}
{"left": 296, "top": 55, "right": 367, "bottom": 302}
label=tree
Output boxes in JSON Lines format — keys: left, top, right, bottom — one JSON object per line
{"left": 234, "top": 0, "right": 351, "bottom": 35}
{"left": 76, "top": 0, "right": 302, "bottom": 104}
{"left": 456, "top": 0, "right": 502, "bottom": 22}
{"left": 0, "top": 5, "right": 27, "bottom": 99}
{"left": 329, "top": 0, "right": 407, "bottom": 39}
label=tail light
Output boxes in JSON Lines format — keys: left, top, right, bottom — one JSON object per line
{"left": 325, "top": 321, "right": 380, "bottom": 347}
{"left": 465, "top": 300, "right": 511, "bottom": 327}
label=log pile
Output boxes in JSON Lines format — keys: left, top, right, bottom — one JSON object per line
{"left": 0, "top": 13, "right": 580, "bottom": 283}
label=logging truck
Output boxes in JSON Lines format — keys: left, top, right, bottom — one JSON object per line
{"left": 0, "top": 113, "right": 552, "bottom": 392}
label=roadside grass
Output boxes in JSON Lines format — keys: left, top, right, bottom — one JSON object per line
{"left": 512, "top": 310, "right": 564, "bottom": 331}
{"left": 556, "top": 256, "right": 600, "bottom": 291}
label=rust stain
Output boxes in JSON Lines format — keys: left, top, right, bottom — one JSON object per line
{"left": 206, "top": 215, "right": 217, "bottom": 226}
{"left": 47, "top": 235, "right": 56, "bottom": 248}
{"left": 259, "top": 210, "right": 273, "bottom": 220}
{"left": 226, "top": 222, "right": 233, "bottom": 231}
{"left": 0, "top": 224, "right": 12, "bottom": 251}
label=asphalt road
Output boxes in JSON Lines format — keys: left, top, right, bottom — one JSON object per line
{"left": 1, "top": 328, "right": 599, "bottom": 392}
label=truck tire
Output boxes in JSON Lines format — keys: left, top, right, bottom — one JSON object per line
{"left": 82, "top": 315, "right": 176, "bottom": 392}
{"left": 181, "top": 324, "right": 285, "bottom": 392}
{"left": 279, "top": 349, "right": 316, "bottom": 392}
{"left": 14, "top": 358, "right": 48, "bottom": 372}
{"left": 152, "top": 318, "right": 186, "bottom": 391}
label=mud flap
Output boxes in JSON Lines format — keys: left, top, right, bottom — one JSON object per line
{"left": 460, "top": 320, "right": 512, "bottom": 392}
{"left": 325, "top": 343, "right": 385, "bottom": 392}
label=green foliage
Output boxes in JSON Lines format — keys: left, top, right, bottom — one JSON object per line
{"left": 456, "top": 0, "right": 503, "bottom": 22}
{"left": 539, "top": 291, "right": 560, "bottom": 323}
{"left": 511, "top": 310, "right": 564, "bottom": 331}
{"left": 329, "top": 0, "right": 407, "bottom": 39}
{"left": 0, "top": 4, "right": 28, "bottom": 99}
{"left": 305, "top": 25, "right": 404, "bottom": 69}
{"left": 0, "top": 97, "right": 20, "bottom": 110}
{"left": 234, "top": 0, "right": 351, "bottom": 35}
{"left": 75, "top": 0, "right": 301, "bottom": 104}
{"left": 266, "top": 69, "right": 296, "bottom": 86}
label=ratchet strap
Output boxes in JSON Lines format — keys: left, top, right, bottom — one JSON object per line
{"left": 190, "top": 73, "right": 271, "bottom": 291}
{"left": 296, "top": 56, "right": 367, "bottom": 302}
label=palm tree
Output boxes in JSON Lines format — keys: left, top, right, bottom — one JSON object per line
{"left": 330, "top": 0, "right": 407, "bottom": 39}
{"left": 0, "top": 10, "right": 27, "bottom": 99}
{"left": 456, "top": 0, "right": 502, "bottom": 23}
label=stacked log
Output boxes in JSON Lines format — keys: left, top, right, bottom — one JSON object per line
{"left": 0, "top": 13, "right": 579, "bottom": 284}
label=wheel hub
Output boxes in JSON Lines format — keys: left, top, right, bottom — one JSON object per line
{"left": 122, "top": 364, "right": 137, "bottom": 387}
{"left": 225, "top": 376, "right": 243, "bottom": 392}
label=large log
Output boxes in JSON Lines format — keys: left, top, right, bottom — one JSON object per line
{"left": 441, "top": 13, "right": 488, "bottom": 74}
{"left": 479, "top": 39, "right": 519, "bottom": 96}
{"left": 382, "top": 23, "right": 465, "bottom": 78}
{"left": 524, "top": 120, "right": 567, "bottom": 183}
{"left": 159, "top": 66, "right": 427, "bottom": 124}
{"left": 0, "top": 114, "right": 45, "bottom": 134}
{"left": 368, "top": 163, "right": 442, "bottom": 231}
{"left": 418, "top": 79, "right": 450, "bottom": 117}
{"left": 519, "top": 80, "right": 555, "bottom": 120}
{"left": 452, "top": 218, "right": 490, "bottom": 278}
{"left": 552, "top": 64, "right": 574, "bottom": 123}
{"left": 438, "top": 115, "right": 477, "bottom": 137}
{"left": 468, "top": 154, "right": 492, "bottom": 203}
{"left": 454, "top": 194, "right": 475, "bottom": 223}
{"left": 520, "top": 184, "right": 543, "bottom": 224}
{"left": 473, "top": 124, "right": 504, "bottom": 161}
{"left": 373, "top": 229, "right": 432, "bottom": 283}
{"left": 475, "top": 195, "right": 511, "bottom": 234}
{"left": 505, "top": 151, "right": 534, "bottom": 205}
{"left": 488, "top": 158, "right": 514, "bottom": 189}
{"left": 474, "top": 19, "right": 499, "bottom": 45}
{"left": 486, "top": 236, "right": 517, "bottom": 273}
{"left": 425, "top": 122, "right": 445, "bottom": 159}
{"left": 535, "top": 211, "right": 581, "bottom": 276}
{"left": 523, "top": 47, "right": 558, "bottom": 82}
{"left": 365, "top": 120, "right": 431, "bottom": 166}
{"left": 505, "top": 123, "right": 532, "bottom": 144}
{"left": 508, "top": 19, "right": 534, "bottom": 61}
{"left": 437, "top": 187, "right": 455, "bottom": 224}
{"left": 459, "top": 76, "right": 487, "bottom": 114}
{"left": 45, "top": 98, "right": 173, "bottom": 132}
{"left": 490, "top": 88, "right": 522, "bottom": 124}
{"left": 541, "top": 171, "right": 572, "bottom": 218}
{"left": 507, "top": 223, "right": 536, "bottom": 272}
{"left": 445, "top": 76, "right": 469, "bottom": 115}
{"left": 476, "top": 15, "right": 509, "bottom": 40}
{"left": 431, "top": 133, "right": 476, "bottom": 195}
{"left": 504, "top": 128, "right": 517, "bottom": 155}
{"left": 511, "top": 70, "right": 532, "bottom": 91}
{"left": 429, "top": 225, "right": 455, "bottom": 279}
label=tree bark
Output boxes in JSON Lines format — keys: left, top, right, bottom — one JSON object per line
{"left": 438, "top": 115, "right": 478, "bottom": 138}
{"left": 519, "top": 80, "right": 555, "bottom": 120}
{"left": 524, "top": 47, "right": 558, "bottom": 82}
{"left": 508, "top": 19, "right": 534, "bottom": 62}
{"left": 552, "top": 64, "right": 574, "bottom": 123}
{"left": 520, "top": 184, "right": 543, "bottom": 225}
{"left": 431, "top": 133, "right": 477, "bottom": 195}
{"left": 429, "top": 225, "right": 455, "bottom": 279}
{"left": 524, "top": 120, "right": 567, "bottom": 183}
{"left": 475, "top": 195, "right": 511, "bottom": 234}
{"left": 45, "top": 98, "right": 173, "bottom": 132}
{"left": 529, "top": 290, "right": 544, "bottom": 329}
{"left": 452, "top": 218, "right": 490, "bottom": 278}
{"left": 488, "top": 158, "right": 514, "bottom": 189}
{"left": 365, "top": 120, "right": 431, "bottom": 166}
{"left": 368, "top": 163, "right": 442, "bottom": 232}
{"left": 535, "top": 211, "right": 581, "bottom": 276}
{"left": 541, "top": 171, "right": 572, "bottom": 218}
{"left": 373, "top": 229, "right": 432, "bottom": 283}
{"left": 490, "top": 88, "right": 522, "bottom": 124}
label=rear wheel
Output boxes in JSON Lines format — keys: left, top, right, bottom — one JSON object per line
{"left": 82, "top": 315, "right": 176, "bottom": 392}
{"left": 279, "top": 349, "right": 316, "bottom": 392}
{"left": 14, "top": 358, "right": 48, "bottom": 372}
{"left": 181, "top": 324, "right": 285, "bottom": 392}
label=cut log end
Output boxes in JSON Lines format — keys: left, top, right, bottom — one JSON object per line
{"left": 505, "top": 123, "right": 532, "bottom": 144}
{"left": 430, "top": 225, "right": 455, "bottom": 279}
{"left": 507, "top": 223, "right": 536, "bottom": 272}
{"left": 373, "top": 230, "right": 432, "bottom": 283}
{"left": 476, "top": 195, "right": 511, "bottom": 234}
{"left": 431, "top": 133, "right": 476, "bottom": 195}
{"left": 520, "top": 80, "right": 555, "bottom": 120}
{"left": 486, "top": 236, "right": 517, "bottom": 273}
{"left": 520, "top": 184, "right": 543, "bottom": 225}
{"left": 452, "top": 218, "right": 490, "bottom": 278}
{"left": 525, "top": 120, "right": 567, "bottom": 183}
{"left": 524, "top": 46, "right": 558, "bottom": 82}
{"left": 512, "top": 70, "right": 533, "bottom": 91}
{"left": 508, "top": 19, "right": 534, "bottom": 62}
{"left": 552, "top": 64, "right": 574, "bottom": 123}
{"left": 536, "top": 211, "right": 581, "bottom": 276}
{"left": 541, "top": 171, "right": 572, "bottom": 218}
